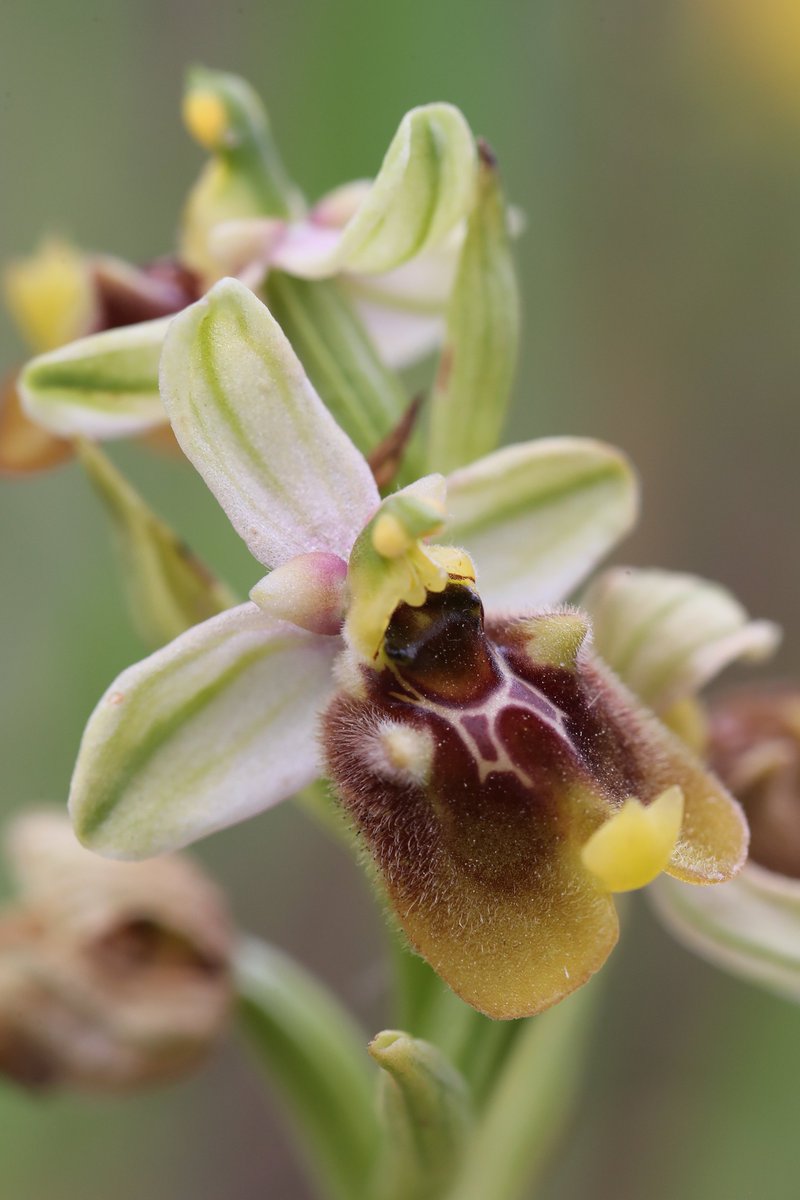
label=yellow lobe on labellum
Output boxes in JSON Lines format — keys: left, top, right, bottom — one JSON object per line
{"left": 183, "top": 91, "right": 229, "bottom": 150}
{"left": 582, "top": 786, "right": 685, "bottom": 893}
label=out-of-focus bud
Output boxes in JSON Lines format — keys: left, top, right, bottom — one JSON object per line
{"left": 77, "top": 440, "right": 237, "bottom": 648}
{"left": 181, "top": 66, "right": 301, "bottom": 282}
{"left": 0, "top": 810, "right": 234, "bottom": 1090}
{"left": 653, "top": 684, "right": 800, "bottom": 1002}
{"left": 427, "top": 141, "right": 520, "bottom": 473}
{"left": 369, "top": 1030, "right": 471, "bottom": 1200}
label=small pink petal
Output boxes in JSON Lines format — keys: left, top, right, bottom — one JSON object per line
{"left": 250, "top": 553, "right": 348, "bottom": 636}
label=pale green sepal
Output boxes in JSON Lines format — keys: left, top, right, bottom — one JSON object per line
{"left": 69, "top": 603, "right": 339, "bottom": 858}
{"left": 18, "top": 316, "right": 170, "bottom": 438}
{"left": 427, "top": 146, "right": 520, "bottom": 473}
{"left": 236, "top": 937, "right": 379, "bottom": 1200}
{"left": 583, "top": 567, "right": 780, "bottom": 713}
{"left": 265, "top": 272, "right": 408, "bottom": 455}
{"left": 77, "top": 440, "right": 237, "bottom": 649}
{"left": 369, "top": 1030, "right": 471, "bottom": 1200}
{"left": 274, "top": 104, "right": 477, "bottom": 279}
{"left": 444, "top": 437, "right": 639, "bottom": 610}
{"left": 651, "top": 866, "right": 800, "bottom": 1004}
{"left": 159, "top": 278, "right": 380, "bottom": 568}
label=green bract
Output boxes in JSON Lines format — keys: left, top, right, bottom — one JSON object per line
{"left": 428, "top": 146, "right": 520, "bottom": 472}
{"left": 77, "top": 440, "right": 236, "bottom": 649}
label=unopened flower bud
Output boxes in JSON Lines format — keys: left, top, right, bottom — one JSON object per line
{"left": 0, "top": 811, "right": 234, "bottom": 1091}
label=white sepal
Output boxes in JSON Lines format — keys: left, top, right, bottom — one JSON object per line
{"left": 69, "top": 603, "right": 339, "bottom": 858}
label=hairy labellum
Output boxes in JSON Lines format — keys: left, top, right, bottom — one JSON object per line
{"left": 324, "top": 583, "right": 748, "bottom": 1018}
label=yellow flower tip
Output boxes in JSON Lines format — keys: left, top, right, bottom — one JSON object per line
{"left": 581, "top": 786, "right": 685, "bottom": 893}
{"left": 182, "top": 90, "right": 229, "bottom": 151}
{"left": 4, "top": 239, "right": 96, "bottom": 352}
{"left": 372, "top": 512, "right": 413, "bottom": 559}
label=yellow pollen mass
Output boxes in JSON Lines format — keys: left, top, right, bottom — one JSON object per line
{"left": 372, "top": 513, "right": 413, "bottom": 559}
{"left": 581, "top": 786, "right": 685, "bottom": 893}
{"left": 182, "top": 91, "right": 229, "bottom": 150}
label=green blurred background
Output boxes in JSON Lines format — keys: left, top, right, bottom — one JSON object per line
{"left": 2, "top": 0, "right": 800, "bottom": 1196}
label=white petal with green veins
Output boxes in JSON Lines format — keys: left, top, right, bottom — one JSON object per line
{"left": 583, "top": 567, "right": 780, "bottom": 713}
{"left": 19, "top": 316, "right": 170, "bottom": 438}
{"left": 652, "top": 865, "right": 800, "bottom": 1004}
{"left": 159, "top": 278, "right": 380, "bottom": 568}
{"left": 443, "top": 438, "right": 638, "bottom": 610}
{"left": 272, "top": 104, "right": 477, "bottom": 279}
{"left": 70, "top": 603, "right": 338, "bottom": 859}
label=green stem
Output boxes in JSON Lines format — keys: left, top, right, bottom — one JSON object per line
{"left": 390, "top": 936, "right": 445, "bottom": 1035}
{"left": 446, "top": 981, "right": 602, "bottom": 1200}
{"left": 235, "top": 936, "right": 379, "bottom": 1200}
{"left": 455, "top": 1014, "right": 520, "bottom": 1107}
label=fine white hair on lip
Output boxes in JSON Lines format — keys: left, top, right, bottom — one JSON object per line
{"left": 365, "top": 720, "right": 436, "bottom": 788}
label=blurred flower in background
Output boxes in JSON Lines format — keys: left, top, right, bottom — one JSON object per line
{"left": 695, "top": 0, "right": 800, "bottom": 115}
{"left": 0, "top": 810, "right": 233, "bottom": 1091}
{"left": 654, "top": 684, "right": 800, "bottom": 1002}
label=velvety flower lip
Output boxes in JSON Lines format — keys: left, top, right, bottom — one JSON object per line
{"left": 67, "top": 278, "right": 765, "bottom": 1018}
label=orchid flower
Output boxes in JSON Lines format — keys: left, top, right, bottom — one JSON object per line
{"left": 580, "top": 568, "right": 799, "bottom": 1001}
{"left": 1, "top": 238, "right": 196, "bottom": 473}
{"left": 17, "top": 71, "right": 487, "bottom": 458}
{"left": 660, "top": 680, "right": 800, "bottom": 1004}
{"left": 67, "top": 278, "right": 764, "bottom": 1020}
{"left": 179, "top": 67, "right": 486, "bottom": 371}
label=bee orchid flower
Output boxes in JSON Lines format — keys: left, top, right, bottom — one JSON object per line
{"left": 70, "top": 279, "right": 756, "bottom": 1019}
{"left": 15, "top": 72, "right": 484, "bottom": 458}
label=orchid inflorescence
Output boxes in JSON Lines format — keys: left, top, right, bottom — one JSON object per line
{"left": 2, "top": 63, "right": 795, "bottom": 1200}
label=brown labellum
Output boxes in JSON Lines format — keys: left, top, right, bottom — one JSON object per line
{"left": 324, "top": 584, "right": 747, "bottom": 1018}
